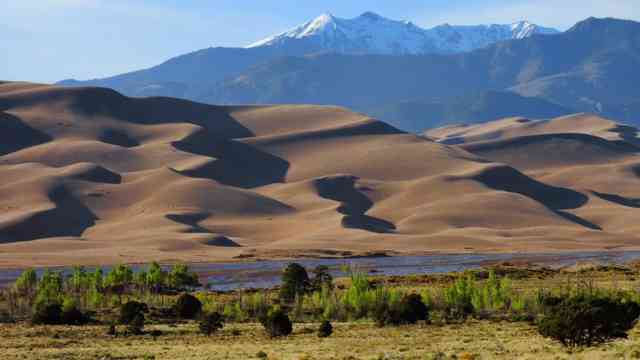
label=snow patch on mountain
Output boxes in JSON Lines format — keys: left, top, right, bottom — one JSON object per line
{"left": 247, "top": 12, "right": 560, "bottom": 55}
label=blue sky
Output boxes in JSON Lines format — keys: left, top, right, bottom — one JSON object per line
{"left": 2, "top": 0, "right": 639, "bottom": 83}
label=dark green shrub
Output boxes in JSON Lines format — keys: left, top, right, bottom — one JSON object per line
{"left": 199, "top": 312, "right": 224, "bottom": 336}
{"left": 128, "top": 312, "right": 145, "bottom": 335}
{"left": 174, "top": 293, "right": 202, "bottom": 319}
{"left": 401, "top": 294, "right": 429, "bottom": 324}
{"left": 538, "top": 294, "right": 640, "bottom": 347}
{"left": 32, "top": 303, "right": 62, "bottom": 325}
{"left": 279, "top": 263, "right": 310, "bottom": 303}
{"left": 120, "top": 301, "right": 149, "bottom": 324}
{"left": 318, "top": 320, "right": 333, "bottom": 337}
{"left": 373, "top": 294, "right": 429, "bottom": 327}
{"left": 61, "top": 306, "right": 87, "bottom": 325}
{"left": 260, "top": 308, "right": 293, "bottom": 337}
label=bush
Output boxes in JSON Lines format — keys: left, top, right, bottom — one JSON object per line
{"left": 61, "top": 306, "right": 89, "bottom": 325}
{"left": 128, "top": 312, "right": 145, "bottom": 335}
{"left": 538, "top": 294, "right": 640, "bottom": 347}
{"left": 174, "top": 293, "right": 202, "bottom": 319}
{"left": 318, "top": 320, "right": 333, "bottom": 337}
{"left": 279, "top": 263, "right": 309, "bottom": 303}
{"left": 373, "top": 294, "right": 429, "bottom": 327}
{"left": 120, "top": 301, "right": 149, "bottom": 324}
{"left": 199, "top": 312, "right": 224, "bottom": 336}
{"left": 260, "top": 308, "right": 293, "bottom": 337}
{"left": 32, "top": 303, "right": 62, "bottom": 325}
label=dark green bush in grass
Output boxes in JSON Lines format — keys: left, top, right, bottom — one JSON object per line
{"left": 373, "top": 293, "right": 429, "bottom": 327}
{"left": 120, "top": 301, "right": 149, "bottom": 324}
{"left": 174, "top": 293, "right": 202, "bottom": 319}
{"left": 32, "top": 303, "right": 62, "bottom": 325}
{"left": 199, "top": 312, "right": 224, "bottom": 336}
{"left": 318, "top": 320, "right": 333, "bottom": 337}
{"left": 260, "top": 308, "right": 293, "bottom": 337}
{"left": 538, "top": 294, "right": 640, "bottom": 348}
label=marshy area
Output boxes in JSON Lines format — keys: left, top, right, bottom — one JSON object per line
{"left": 4, "top": 254, "right": 640, "bottom": 359}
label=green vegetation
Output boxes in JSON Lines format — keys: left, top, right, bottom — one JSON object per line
{"left": 260, "top": 307, "right": 293, "bottom": 337}
{"left": 199, "top": 312, "right": 224, "bottom": 336}
{"left": 538, "top": 293, "right": 640, "bottom": 347}
{"left": 174, "top": 293, "right": 202, "bottom": 319}
{"left": 4, "top": 261, "right": 640, "bottom": 359}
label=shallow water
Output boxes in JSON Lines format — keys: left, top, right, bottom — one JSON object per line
{"left": 2, "top": 251, "right": 640, "bottom": 291}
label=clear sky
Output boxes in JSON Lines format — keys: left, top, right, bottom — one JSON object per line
{"left": 2, "top": 0, "right": 639, "bottom": 83}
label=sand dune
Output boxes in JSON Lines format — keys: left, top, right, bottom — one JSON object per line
{"left": 1, "top": 82, "right": 640, "bottom": 267}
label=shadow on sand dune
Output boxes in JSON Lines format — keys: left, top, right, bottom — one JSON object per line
{"left": 314, "top": 175, "right": 396, "bottom": 233}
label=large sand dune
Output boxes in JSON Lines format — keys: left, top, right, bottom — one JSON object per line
{"left": 1, "top": 83, "right": 640, "bottom": 267}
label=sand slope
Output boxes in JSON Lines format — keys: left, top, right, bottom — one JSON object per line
{"left": 1, "top": 83, "right": 640, "bottom": 267}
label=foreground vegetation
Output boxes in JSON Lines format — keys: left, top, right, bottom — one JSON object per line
{"left": 2, "top": 261, "right": 640, "bottom": 359}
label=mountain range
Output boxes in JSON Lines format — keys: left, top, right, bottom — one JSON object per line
{"left": 246, "top": 12, "right": 558, "bottom": 55}
{"left": 59, "top": 15, "right": 640, "bottom": 132}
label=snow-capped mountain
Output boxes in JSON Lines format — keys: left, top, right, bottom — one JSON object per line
{"left": 247, "top": 12, "right": 559, "bottom": 55}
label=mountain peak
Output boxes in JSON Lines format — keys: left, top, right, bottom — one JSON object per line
{"left": 567, "top": 17, "right": 638, "bottom": 33}
{"left": 359, "top": 11, "right": 384, "bottom": 21}
{"left": 246, "top": 12, "right": 560, "bottom": 54}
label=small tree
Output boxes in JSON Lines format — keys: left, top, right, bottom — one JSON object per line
{"left": 199, "top": 312, "right": 224, "bottom": 336}
{"left": 538, "top": 294, "right": 640, "bottom": 347}
{"left": 280, "top": 263, "right": 310, "bottom": 303}
{"left": 174, "top": 293, "right": 202, "bottom": 319}
{"left": 167, "top": 264, "right": 200, "bottom": 290}
{"left": 14, "top": 269, "right": 37, "bottom": 297}
{"left": 120, "top": 301, "right": 149, "bottom": 324}
{"left": 260, "top": 308, "right": 293, "bottom": 337}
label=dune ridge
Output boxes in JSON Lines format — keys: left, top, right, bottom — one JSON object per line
{"left": 1, "top": 82, "right": 640, "bottom": 267}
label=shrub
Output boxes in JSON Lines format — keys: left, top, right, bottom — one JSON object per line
{"left": 260, "top": 308, "right": 293, "bottom": 337}
{"left": 199, "top": 312, "right": 224, "bottom": 336}
{"left": 32, "top": 303, "right": 62, "bottom": 325}
{"left": 174, "top": 293, "right": 202, "bottom": 319}
{"left": 373, "top": 293, "right": 429, "bottom": 327}
{"left": 443, "top": 275, "right": 475, "bottom": 319}
{"left": 61, "top": 298, "right": 88, "bottom": 325}
{"left": 317, "top": 320, "right": 333, "bottom": 337}
{"left": 538, "top": 294, "right": 640, "bottom": 347}
{"left": 128, "top": 312, "right": 145, "bottom": 335}
{"left": 279, "top": 263, "right": 310, "bottom": 303}
{"left": 120, "top": 301, "right": 149, "bottom": 324}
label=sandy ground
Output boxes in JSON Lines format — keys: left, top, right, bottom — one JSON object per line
{"left": 1, "top": 82, "right": 640, "bottom": 268}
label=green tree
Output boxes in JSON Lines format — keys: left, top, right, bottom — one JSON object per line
{"left": 279, "top": 263, "right": 310, "bottom": 303}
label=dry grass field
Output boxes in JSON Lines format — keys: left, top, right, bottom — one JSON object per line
{"left": 3, "top": 265, "right": 640, "bottom": 360}
{"left": 4, "top": 319, "right": 640, "bottom": 359}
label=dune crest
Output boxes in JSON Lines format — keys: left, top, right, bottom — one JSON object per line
{"left": 1, "top": 83, "right": 640, "bottom": 267}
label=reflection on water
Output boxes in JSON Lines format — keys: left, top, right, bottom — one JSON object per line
{"left": 2, "top": 251, "right": 640, "bottom": 291}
